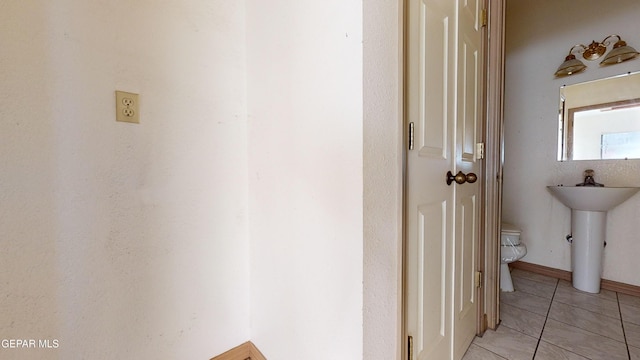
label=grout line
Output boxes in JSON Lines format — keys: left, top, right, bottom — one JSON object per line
{"left": 551, "top": 297, "right": 621, "bottom": 320}
{"left": 531, "top": 277, "right": 559, "bottom": 359}
{"left": 618, "top": 292, "right": 631, "bottom": 360}
{"left": 551, "top": 284, "right": 622, "bottom": 320}
{"left": 506, "top": 272, "right": 638, "bottom": 359}
{"left": 541, "top": 317, "right": 627, "bottom": 345}
{"left": 474, "top": 344, "right": 509, "bottom": 360}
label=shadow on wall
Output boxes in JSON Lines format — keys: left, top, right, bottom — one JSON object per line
{"left": 506, "top": 0, "right": 640, "bottom": 54}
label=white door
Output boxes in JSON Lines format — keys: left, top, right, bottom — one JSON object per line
{"left": 405, "top": 0, "right": 483, "bottom": 359}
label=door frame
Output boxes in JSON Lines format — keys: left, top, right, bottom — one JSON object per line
{"left": 482, "top": 0, "right": 506, "bottom": 331}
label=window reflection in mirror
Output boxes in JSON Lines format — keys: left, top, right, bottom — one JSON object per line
{"left": 559, "top": 72, "right": 640, "bottom": 161}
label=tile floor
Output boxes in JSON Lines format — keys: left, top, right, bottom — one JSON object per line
{"left": 462, "top": 269, "right": 640, "bottom": 360}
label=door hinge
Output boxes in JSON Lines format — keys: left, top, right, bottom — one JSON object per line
{"left": 408, "top": 335, "right": 413, "bottom": 360}
{"left": 481, "top": 8, "right": 488, "bottom": 27}
{"left": 476, "top": 142, "right": 485, "bottom": 160}
{"left": 409, "top": 122, "right": 415, "bottom": 150}
{"left": 475, "top": 271, "right": 483, "bottom": 288}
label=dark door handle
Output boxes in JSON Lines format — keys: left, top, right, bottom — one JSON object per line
{"left": 446, "top": 171, "right": 477, "bottom": 185}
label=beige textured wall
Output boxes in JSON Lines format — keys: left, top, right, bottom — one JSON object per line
{"left": 0, "top": 1, "right": 250, "bottom": 358}
{"left": 246, "top": 1, "right": 364, "bottom": 359}
{"left": 1, "top": 1, "right": 404, "bottom": 359}
{"left": 363, "top": 1, "right": 404, "bottom": 359}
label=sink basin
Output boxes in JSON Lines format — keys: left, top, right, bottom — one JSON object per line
{"left": 547, "top": 185, "right": 640, "bottom": 293}
{"left": 547, "top": 186, "right": 640, "bottom": 211}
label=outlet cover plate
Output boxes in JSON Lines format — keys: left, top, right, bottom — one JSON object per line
{"left": 116, "top": 91, "right": 140, "bottom": 124}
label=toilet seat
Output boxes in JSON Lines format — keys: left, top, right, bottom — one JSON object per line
{"left": 500, "top": 223, "right": 526, "bottom": 292}
{"left": 501, "top": 223, "right": 522, "bottom": 245}
{"left": 501, "top": 244, "right": 527, "bottom": 264}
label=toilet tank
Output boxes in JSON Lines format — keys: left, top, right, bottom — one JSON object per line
{"left": 501, "top": 223, "right": 522, "bottom": 246}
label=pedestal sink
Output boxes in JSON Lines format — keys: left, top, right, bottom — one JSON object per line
{"left": 547, "top": 186, "right": 640, "bottom": 293}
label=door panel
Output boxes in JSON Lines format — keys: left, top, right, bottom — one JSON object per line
{"left": 453, "top": 193, "right": 478, "bottom": 358}
{"left": 417, "top": 0, "right": 449, "bottom": 158}
{"left": 460, "top": 36, "right": 480, "bottom": 162}
{"left": 412, "top": 202, "right": 448, "bottom": 357}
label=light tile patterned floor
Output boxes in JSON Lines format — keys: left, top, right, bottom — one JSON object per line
{"left": 462, "top": 269, "right": 640, "bottom": 360}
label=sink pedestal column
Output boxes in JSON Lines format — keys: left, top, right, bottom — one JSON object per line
{"left": 571, "top": 210, "right": 606, "bottom": 293}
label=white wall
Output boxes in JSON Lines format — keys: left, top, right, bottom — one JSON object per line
{"left": 504, "top": 0, "right": 640, "bottom": 285}
{"left": 363, "top": 1, "right": 404, "bottom": 359}
{"left": 246, "top": 1, "right": 364, "bottom": 358}
{"left": 246, "top": 2, "right": 403, "bottom": 358}
{"left": 2, "top": 1, "right": 404, "bottom": 359}
{"left": 0, "top": 1, "right": 250, "bottom": 358}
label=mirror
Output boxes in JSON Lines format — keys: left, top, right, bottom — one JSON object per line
{"left": 558, "top": 71, "right": 640, "bottom": 161}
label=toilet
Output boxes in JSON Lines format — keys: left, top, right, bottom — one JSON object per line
{"left": 500, "top": 223, "right": 527, "bottom": 292}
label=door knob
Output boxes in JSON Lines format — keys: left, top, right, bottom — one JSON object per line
{"left": 446, "top": 171, "right": 478, "bottom": 185}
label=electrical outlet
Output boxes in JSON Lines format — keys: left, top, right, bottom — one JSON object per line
{"left": 115, "top": 91, "right": 140, "bottom": 124}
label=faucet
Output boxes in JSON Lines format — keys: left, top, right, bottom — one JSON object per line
{"left": 576, "top": 169, "right": 604, "bottom": 187}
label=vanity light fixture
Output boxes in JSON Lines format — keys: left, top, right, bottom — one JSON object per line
{"left": 555, "top": 45, "right": 587, "bottom": 77}
{"left": 554, "top": 34, "right": 639, "bottom": 77}
{"left": 600, "top": 35, "right": 640, "bottom": 65}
